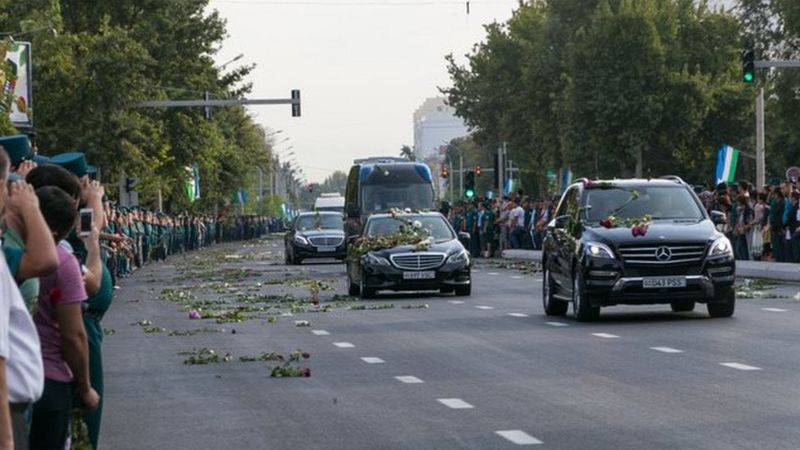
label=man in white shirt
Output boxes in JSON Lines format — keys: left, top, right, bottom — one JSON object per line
{"left": 508, "top": 198, "right": 526, "bottom": 249}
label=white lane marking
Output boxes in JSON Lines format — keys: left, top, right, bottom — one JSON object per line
{"left": 472, "top": 270, "right": 481, "bottom": 273}
{"left": 475, "top": 305, "right": 494, "bottom": 310}
{"left": 762, "top": 307, "right": 788, "bottom": 312}
{"left": 650, "top": 346, "right": 684, "bottom": 354}
{"left": 311, "top": 330, "right": 330, "bottom": 336}
{"left": 449, "top": 300, "right": 465, "bottom": 305}
{"left": 395, "top": 376, "right": 424, "bottom": 384}
{"left": 361, "top": 357, "right": 385, "bottom": 364}
{"left": 511, "top": 275, "right": 525, "bottom": 279}
{"left": 592, "top": 333, "right": 620, "bottom": 339}
{"left": 437, "top": 398, "right": 474, "bottom": 409}
{"left": 545, "top": 322, "right": 569, "bottom": 327}
{"left": 495, "top": 430, "right": 543, "bottom": 445}
{"left": 333, "top": 342, "right": 355, "bottom": 348}
{"left": 487, "top": 272, "right": 500, "bottom": 276}
{"left": 507, "top": 313, "right": 529, "bottom": 318}
{"left": 720, "top": 362, "right": 762, "bottom": 371}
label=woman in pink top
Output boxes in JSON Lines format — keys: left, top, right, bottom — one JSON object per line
{"left": 29, "top": 185, "right": 99, "bottom": 449}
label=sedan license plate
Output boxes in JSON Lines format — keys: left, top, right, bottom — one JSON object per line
{"left": 642, "top": 277, "right": 686, "bottom": 289}
{"left": 403, "top": 271, "right": 436, "bottom": 280}
{"left": 317, "top": 246, "right": 336, "bottom": 253}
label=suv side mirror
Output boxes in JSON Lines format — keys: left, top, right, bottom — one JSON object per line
{"left": 347, "top": 205, "right": 360, "bottom": 219}
{"left": 458, "top": 231, "right": 470, "bottom": 241}
{"left": 710, "top": 210, "right": 727, "bottom": 225}
{"left": 347, "top": 235, "right": 359, "bottom": 245}
{"left": 553, "top": 215, "right": 569, "bottom": 229}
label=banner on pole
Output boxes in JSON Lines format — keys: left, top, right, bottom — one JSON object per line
{"left": 1, "top": 40, "right": 33, "bottom": 127}
{"left": 715, "top": 145, "right": 739, "bottom": 185}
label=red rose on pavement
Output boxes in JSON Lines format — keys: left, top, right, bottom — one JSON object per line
{"left": 302, "top": 368, "right": 311, "bottom": 377}
{"left": 301, "top": 352, "right": 310, "bottom": 359}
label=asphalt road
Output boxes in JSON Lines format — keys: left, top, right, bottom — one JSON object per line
{"left": 101, "top": 236, "right": 800, "bottom": 449}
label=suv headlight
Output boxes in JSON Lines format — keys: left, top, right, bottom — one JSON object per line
{"left": 363, "top": 252, "right": 390, "bottom": 266}
{"left": 294, "top": 235, "right": 309, "bottom": 245}
{"left": 585, "top": 242, "right": 615, "bottom": 259}
{"left": 708, "top": 237, "right": 733, "bottom": 258}
{"left": 447, "top": 249, "right": 470, "bottom": 265}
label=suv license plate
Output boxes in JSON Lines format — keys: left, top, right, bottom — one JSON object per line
{"left": 642, "top": 277, "right": 686, "bottom": 289}
{"left": 317, "top": 246, "right": 336, "bottom": 253}
{"left": 403, "top": 271, "right": 435, "bottom": 280}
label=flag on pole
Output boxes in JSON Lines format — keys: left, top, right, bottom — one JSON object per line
{"left": 715, "top": 145, "right": 739, "bottom": 185}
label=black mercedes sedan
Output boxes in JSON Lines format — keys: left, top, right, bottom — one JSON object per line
{"left": 346, "top": 212, "right": 472, "bottom": 298}
{"left": 542, "top": 177, "right": 735, "bottom": 322}
{"left": 284, "top": 212, "right": 346, "bottom": 264}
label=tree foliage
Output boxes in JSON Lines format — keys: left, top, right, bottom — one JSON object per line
{"left": 443, "top": 0, "right": 751, "bottom": 192}
{"left": 0, "top": 0, "right": 275, "bottom": 211}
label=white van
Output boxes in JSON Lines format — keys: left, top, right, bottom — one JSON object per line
{"left": 314, "top": 193, "right": 345, "bottom": 213}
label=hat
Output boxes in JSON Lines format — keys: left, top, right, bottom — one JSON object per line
{"left": 0, "top": 135, "right": 33, "bottom": 166}
{"left": 49, "top": 152, "right": 90, "bottom": 177}
{"left": 31, "top": 154, "right": 51, "bottom": 164}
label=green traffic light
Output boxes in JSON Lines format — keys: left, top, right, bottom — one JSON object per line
{"left": 744, "top": 72, "right": 754, "bottom": 83}
{"left": 465, "top": 189, "right": 475, "bottom": 198}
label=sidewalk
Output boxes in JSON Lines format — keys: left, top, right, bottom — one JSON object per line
{"left": 500, "top": 249, "right": 800, "bottom": 283}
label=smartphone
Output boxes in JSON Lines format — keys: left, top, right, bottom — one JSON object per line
{"left": 79, "top": 208, "right": 93, "bottom": 237}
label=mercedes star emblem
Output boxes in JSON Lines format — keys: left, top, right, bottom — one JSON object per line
{"left": 655, "top": 246, "right": 672, "bottom": 261}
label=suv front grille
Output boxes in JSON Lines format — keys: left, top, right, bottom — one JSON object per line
{"left": 618, "top": 243, "right": 707, "bottom": 265}
{"left": 309, "top": 236, "right": 343, "bottom": 247}
{"left": 390, "top": 253, "right": 445, "bottom": 270}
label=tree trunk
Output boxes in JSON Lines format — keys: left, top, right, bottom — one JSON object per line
{"left": 634, "top": 147, "right": 643, "bottom": 178}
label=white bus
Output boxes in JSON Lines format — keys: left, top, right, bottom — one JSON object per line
{"left": 314, "top": 193, "right": 345, "bottom": 213}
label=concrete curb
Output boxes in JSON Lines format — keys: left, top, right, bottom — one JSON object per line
{"left": 500, "top": 249, "right": 800, "bottom": 283}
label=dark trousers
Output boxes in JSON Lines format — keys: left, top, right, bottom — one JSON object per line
{"left": 734, "top": 235, "right": 749, "bottom": 260}
{"left": 771, "top": 229, "right": 785, "bottom": 262}
{"left": 30, "top": 379, "right": 73, "bottom": 450}
{"left": 11, "top": 403, "right": 30, "bottom": 450}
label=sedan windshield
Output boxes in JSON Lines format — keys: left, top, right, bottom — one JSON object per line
{"left": 365, "top": 215, "right": 455, "bottom": 241}
{"left": 295, "top": 214, "right": 343, "bottom": 231}
{"left": 583, "top": 186, "right": 704, "bottom": 221}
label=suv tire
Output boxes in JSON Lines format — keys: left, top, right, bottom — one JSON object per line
{"left": 707, "top": 285, "right": 735, "bottom": 318}
{"left": 572, "top": 270, "right": 600, "bottom": 322}
{"left": 347, "top": 273, "right": 360, "bottom": 296}
{"left": 543, "top": 265, "right": 568, "bottom": 316}
{"left": 360, "top": 278, "right": 376, "bottom": 299}
{"left": 670, "top": 301, "right": 695, "bottom": 312}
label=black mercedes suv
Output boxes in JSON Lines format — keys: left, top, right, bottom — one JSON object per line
{"left": 542, "top": 177, "right": 735, "bottom": 321}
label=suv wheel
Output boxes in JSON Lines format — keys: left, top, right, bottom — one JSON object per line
{"left": 572, "top": 270, "right": 600, "bottom": 322}
{"left": 707, "top": 285, "right": 735, "bottom": 318}
{"left": 360, "top": 278, "right": 376, "bottom": 299}
{"left": 543, "top": 265, "right": 568, "bottom": 316}
{"left": 347, "top": 271, "right": 360, "bottom": 296}
{"left": 670, "top": 301, "right": 695, "bottom": 312}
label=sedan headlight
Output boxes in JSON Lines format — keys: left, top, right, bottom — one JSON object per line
{"left": 294, "top": 235, "right": 309, "bottom": 245}
{"left": 363, "top": 252, "right": 390, "bottom": 266}
{"left": 708, "top": 236, "right": 733, "bottom": 258}
{"left": 447, "top": 249, "right": 470, "bottom": 265}
{"left": 585, "top": 242, "right": 615, "bottom": 259}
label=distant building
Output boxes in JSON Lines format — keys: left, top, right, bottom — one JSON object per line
{"left": 413, "top": 97, "right": 470, "bottom": 162}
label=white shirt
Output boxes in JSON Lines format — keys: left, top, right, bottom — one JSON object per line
{"left": 510, "top": 206, "right": 525, "bottom": 228}
{"left": 0, "top": 254, "right": 44, "bottom": 403}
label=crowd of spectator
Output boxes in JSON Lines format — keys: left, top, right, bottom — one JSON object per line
{"left": 0, "top": 134, "right": 280, "bottom": 450}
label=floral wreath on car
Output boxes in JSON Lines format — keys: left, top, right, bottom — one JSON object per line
{"left": 582, "top": 179, "right": 652, "bottom": 237}
{"left": 347, "top": 208, "right": 433, "bottom": 263}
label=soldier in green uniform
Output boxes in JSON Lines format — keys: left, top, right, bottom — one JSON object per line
{"left": 465, "top": 202, "right": 480, "bottom": 257}
{"left": 482, "top": 201, "right": 496, "bottom": 258}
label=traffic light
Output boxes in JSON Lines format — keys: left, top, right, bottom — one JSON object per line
{"left": 291, "top": 89, "right": 301, "bottom": 117}
{"left": 125, "top": 177, "right": 139, "bottom": 192}
{"left": 307, "top": 183, "right": 313, "bottom": 193}
{"left": 441, "top": 163, "right": 449, "bottom": 179}
{"left": 464, "top": 171, "right": 475, "bottom": 198}
{"left": 742, "top": 50, "right": 755, "bottom": 83}
{"left": 475, "top": 165, "right": 481, "bottom": 177}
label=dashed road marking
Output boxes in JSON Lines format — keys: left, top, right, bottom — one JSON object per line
{"left": 448, "top": 300, "right": 465, "bottom": 305}
{"left": 395, "top": 376, "right": 424, "bottom": 384}
{"left": 511, "top": 275, "right": 525, "bottom": 279}
{"left": 650, "top": 346, "right": 684, "bottom": 354}
{"left": 437, "top": 398, "right": 474, "bottom": 409}
{"left": 507, "top": 313, "right": 529, "bottom": 318}
{"left": 545, "top": 322, "right": 569, "bottom": 327}
{"left": 361, "top": 357, "right": 385, "bottom": 364}
{"left": 311, "top": 330, "right": 330, "bottom": 336}
{"left": 475, "top": 305, "right": 494, "bottom": 310}
{"left": 592, "top": 333, "right": 620, "bottom": 339}
{"left": 487, "top": 272, "right": 500, "bottom": 276}
{"left": 720, "top": 362, "right": 762, "bottom": 371}
{"left": 762, "top": 307, "right": 788, "bottom": 312}
{"left": 495, "top": 430, "right": 543, "bottom": 445}
{"left": 333, "top": 342, "right": 355, "bottom": 348}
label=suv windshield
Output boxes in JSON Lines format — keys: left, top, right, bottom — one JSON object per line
{"left": 362, "top": 184, "right": 433, "bottom": 213}
{"left": 583, "top": 186, "right": 704, "bottom": 222}
{"left": 295, "top": 214, "right": 343, "bottom": 231}
{"left": 365, "top": 215, "right": 455, "bottom": 241}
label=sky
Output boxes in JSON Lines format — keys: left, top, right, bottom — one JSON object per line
{"left": 208, "top": 0, "right": 521, "bottom": 183}
{"left": 208, "top": 0, "right": 736, "bottom": 183}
